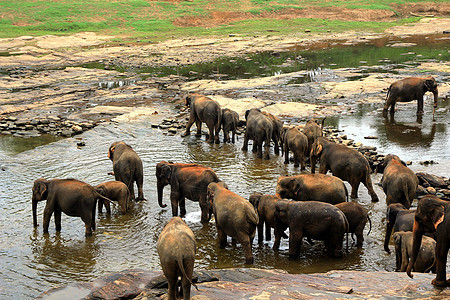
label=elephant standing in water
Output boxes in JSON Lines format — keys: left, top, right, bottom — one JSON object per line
{"left": 380, "top": 154, "right": 418, "bottom": 209}
{"left": 108, "top": 142, "right": 145, "bottom": 201}
{"left": 383, "top": 76, "right": 438, "bottom": 116}
{"left": 394, "top": 231, "right": 435, "bottom": 273}
{"left": 310, "top": 137, "right": 379, "bottom": 202}
{"left": 262, "top": 111, "right": 283, "bottom": 155}
{"left": 96, "top": 180, "right": 130, "bottom": 214}
{"left": 156, "top": 161, "right": 223, "bottom": 224}
{"left": 221, "top": 108, "right": 239, "bottom": 143}
{"left": 302, "top": 117, "right": 325, "bottom": 155}
{"left": 242, "top": 108, "right": 273, "bottom": 160}
{"left": 207, "top": 182, "right": 259, "bottom": 264}
{"left": 32, "top": 178, "right": 111, "bottom": 236}
{"left": 407, "top": 195, "right": 450, "bottom": 287}
{"left": 157, "top": 217, "right": 197, "bottom": 300}
{"left": 384, "top": 203, "right": 415, "bottom": 253}
{"left": 182, "top": 93, "right": 222, "bottom": 144}
{"left": 283, "top": 127, "right": 308, "bottom": 169}
{"left": 335, "top": 202, "right": 371, "bottom": 248}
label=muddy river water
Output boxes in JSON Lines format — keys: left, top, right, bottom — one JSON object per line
{"left": 0, "top": 35, "right": 449, "bottom": 298}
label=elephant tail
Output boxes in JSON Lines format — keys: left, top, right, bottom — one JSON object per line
{"left": 366, "top": 214, "right": 372, "bottom": 236}
{"left": 403, "top": 180, "right": 413, "bottom": 208}
{"left": 94, "top": 189, "right": 114, "bottom": 203}
{"left": 344, "top": 184, "right": 349, "bottom": 202}
{"left": 424, "top": 255, "right": 436, "bottom": 274}
{"left": 386, "top": 85, "right": 391, "bottom": 101}
{"left": 177, "top": 255, "right": 199, "bottom": 291}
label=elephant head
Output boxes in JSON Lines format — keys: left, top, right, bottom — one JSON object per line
{"left": 407, "top": 196, "right": 445, "bottom": 278}
{"left": 310, "top": 137, "right": 326, "bottom": 173}
{"left": 424, "top": 77, "right": 438, "bottom": 107}
{"left": 249, "top": 192, "right": 263, "bottom": 210}
{"left": 274, "top": 200, "right": 290, "bottom": 227}
{"left": 32, "top": 178, "right": 49, "bottom": 227}
{"left": 108, "top": 141, "right": 130, "bottom": 161}
{"left": 275, "top": 177, "right": 300, "bottom": 200}
{"left": 156, "top": 161, "right": 172, "bottom": 208}
{"left": 380, "top": 154, "right": 406, "bottom": 169}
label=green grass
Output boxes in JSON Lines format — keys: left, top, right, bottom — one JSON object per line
{"left": 0, "top": 0, "right": 446, "bottom": 41}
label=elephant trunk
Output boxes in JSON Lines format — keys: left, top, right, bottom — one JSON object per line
{"left": 433, "top": 89, "right": 438, "bottom": 107}
{"left": 310, "top": 153, "right": 317, "bottom": 173}
{"left": 383, "top": 221, "right": 394, "bottom": 253}
{"left": 406, "top": 219, "right": 423, "bottom": 278}
{"left": 32, "top": 197, "right": 38, "bottom": 227}
{"left": 157, "top": 181, "right": 167, "bottom": 208}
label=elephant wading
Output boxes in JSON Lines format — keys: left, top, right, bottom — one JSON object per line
{"left": 384, "top": 203, "right": 415, "bottom": 253}
{"left": 262, "top": 111, "right": 283, "bottom": 155}
{"left": 274, "top": 200, "right": 349, "bottom": 258}
{"left": 207, "top": 182, "right": 259, "bottom": 264}
{"left": 276, "top": 174, "right": 348, "bottom": 205}
{"left": 283, "top": 127, "right": 308, "bottom": 169}
{"left": 156, "top": 161, "right": 222, "bottom": 224}
{"left": 182, "top": 94, "right": 222, "bottom": 144}
{"left": 95, "top": 180, "right": 130, "bottom": 214}
{"left": 394, "top": 231, "right": 435, "bottom": 273}
{"left": 302, "top": 117, "right": 325, "bottom": 155}
{"left": 242, "top": 108, "right": 273, "bottom": 160}
{"left": 311, "top": 137, "right": 379, "bottom": 202}
{"left": 108, "top": 142, "right": 145, "bottom": 201}
{"left": 335, "top": 202, "right": 371, "bottom": 248}
{"left": 383, "top": 76, "right": 438, "bottom": 116}
{"left": 32, "top": 178, "right": 112, "bottom": 236}
{"left": 221, "top": 108, "right": 239, "bottom": 143}
{"left": 249, "top": 192, "right": 288, "bottom": 244}
{"left": 157, "top": 217, "right": 198, "bottom": 300}
{"left": 407, "top": 195, "right": 450, "bottom": 287}
{"left": 381, "top": 154, "right": 418, "bottom": 209}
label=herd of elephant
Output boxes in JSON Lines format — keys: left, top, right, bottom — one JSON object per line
{"left": 31, "top": 75, "right": 449, "bottom": 299}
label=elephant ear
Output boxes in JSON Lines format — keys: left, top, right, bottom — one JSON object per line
{"left": 245, "top": 109, "right": 250, "bottom": 120}
{"left": 37, "top": 180, "right": 48, "bottom": 200}
{"left": 431, "top": 205, "right": 445, "bottom": 229}
{"left": 312, "top": 142, "right": 323, "bottom": 157}
{"left": 161, "top": 164, "right": 172, "bottom": 180}
{"left": 108, "top": 146, "right": 115, "bottom": 160}
{"left": 424, "top": 79, "right": 435, "bottom": 91}
{"left": 393, "top": 232, "right": 401, "bottom": 248}
{"left": 290, "top": 179, "right": 301, "bottom": 199}
{"left": 185, "top": 95, "right": 192, "bottom": 107}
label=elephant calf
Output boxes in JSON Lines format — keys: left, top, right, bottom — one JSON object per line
{"left": 283, "top": 127, "right": 308, "bottom": 169}
{"left": 96, "top": 180, "right": 130, "bottom": 214}
{"left": 157, "top": 217, "right": 197, "bottom": 300}
{"left": 249, "top": 192, "right": 288, "bottom": 244}
{"left": 384, "top": 203, "right": 415, "bottom": 253}
{"left": 207, "top": 182, "right": 259, "bottom": 264}
{"left": 335, "top": 202, "right": 371, "bottom": 248}
{"left": 242, "top": 108, "right": 273, "bottom": 160}
{"left": 381, "top": 154, "right": 418, "bottom": 209}
{"left": 221, "top": 108, "right": 239, "bottom": 143}
{"left": 393, "top": 231, "right": 435, "bottom": 273}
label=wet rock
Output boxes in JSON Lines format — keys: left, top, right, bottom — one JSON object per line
{"left": 426, "top": 187, "right": 437, "bottom": 195}
{"left": 419, "top": 160, "right": 437, "bottom": 165}
{"left": 416, "top": 172, "right": 448, "bottom": 188}
{"left": 364, "top": 135, "right": 378, "bottom": 139}
{"left": 416, "top": 185, "right": 428, "bottom": 196}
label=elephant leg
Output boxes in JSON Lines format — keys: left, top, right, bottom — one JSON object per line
{"left": 252, "top": 141, "right": 258, "bottom": 153}
{"left": 432, "top": 241, "right": 449, "bottom": 287}
{"left": 105, "top": 200, "right": 111, "bottom": 214}
{"left": 182, "top": 116, "right": 195, "bottom": 137}
{"left": 293, "top": 152, "right": 299, "bottom": 168}
{"left": 264, "top": 139, "right": 270, "bottom": 160}
{"left": 363, "top": 175, "right": 379, "bottom": 202}
{"left": 54, "top": 209, "right": 62, "bottom": 232}
{"left": 217, "top": 226, "right": 227, "bottom": 248}
{"left": 232, "top": 130, "right": 236, "bottom": 144}
{"left": 384, "top": 222, "right": 394, "bottom": 253}
{"left": 265, "top": 222, "right": 271, "bottom": 241}
{"left": 242, "top": 133, "right": 249, "bottom": 151}
{"left": 136, "top": 177, "right": 145, "bottom": 201}
{"left": 395, "top": 245, "right": 401, "bottom": 271}
{"left": 300, "top": 154, "right": 306, "bottom": 171}
{"left": 181, "top": 263, "right": 193, "bottom": 300}
{"left": 399, "top": 244, "right": 409, "bottom": 272}
{"left": 91, "top": 205, "right": 96, "bottom": 231}
{"left": 355, "top": 224, "right": 364, "bottom": 248}
{"left": 417, "top": 96, "right": 424, "bottom": 115}
{"left": 43, "top": 204, "right": 54, "bottom": 234}
{"left": 195, "top": 119, "right": 202, "bottom": 137}
{"left": 284, "top": 146, "right": 290, "bottom": 164}
{"left": 214, "top": 123, "right": 220, "bottom": 144}
{"left": 238, "top": 234, "right": 254, "bottom": 264}
{"left": 81, "top": 215, "right": 93, "bottom": 236}
{"left": 257, "top": 221, "right": 264, "bottom": 244}
{"left": 98, "top": 199, "right": 104, "bottom": 213}
{"left": 350, "top": 180, "right": 360, "bottom": 199}
{"left": 289, "top": 230, "right": 303, "bottom": 259}
{"left": 165, "top": 268, "right": 178, "bottom": 300}
{"left": 179, "top": 197, "right": 186, "bottom": 218}
{"left": 206, "top": 123, "right": 215, "bottom": 143}
{"left": 223, "top": 130, "right": 229, "bottom": 143}
{"left": 273, "top": 138, "right": 279, "bottom": 156}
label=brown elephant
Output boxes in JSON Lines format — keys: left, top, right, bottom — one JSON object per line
{"left": 249, "top": 192, "right": 288, "bottom": 244}
{"left": 95, "top": 180, "right": 130, "bottom": 214}
{"left": 283, "top": 127, "right": 308, "bottom": 169}
{"left": 182, "top": 93, "right": 222, "bottom": 144}
{"left": 32, "top": 178, "right": 112, "bottom": 236}
{"left": 108, "top": 142, "right": 145, "bottom": 201}
{"left": 157, "top": 217, "right": 197, "bottom": 300}
{"left": 221, "top": 108, "right": 239, "bottom": 143}
{"left": 383, "top": 76, "right": 438, "bottom": 116}
{"left": 335, "top": 202, "right": 371, "bottom": 248}
{"left": 310, "top": 137, "right": 379, "bottom": 202}
{"left": 275, "top": 174, "right": 348, "bottom": 205}
{"left": 274, "top": 200, "right": 348, "bottom": 258}
{"left": 381, "top": 154, "right": 418, "bottom": 209}
{"left": 407, "top": 195, "right": 450, "bottom": 287}
{"left": 207, "top": 182, "right": 259, "bottom": 264}
{"left": 156, "top": 161, "right": 222, "bottom": 224}
{"left": 262, "top": 111, "right": 283, "bottom": 155}
{"left": 394, "top": 231, "right": 435, "bottom": 273}
{"left": 242, "top": 108, "right": 273, "bottom": 160}
{"left": 384, "top": 203, "right": 415, "bottom": 253}
{"left": 302, "top": 117, "right": 325, "bottom": 154}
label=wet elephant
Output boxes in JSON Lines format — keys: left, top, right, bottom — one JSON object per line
{"left": 262, "top": 111, "right": 283, "bottom": 155}
{"left": 182, "top": 93, "right": 222, "bottom": 144}
{"left": 407, "top": 195, "right": 450, "bottom": 287}
{"left": 384, "top": 203, "right": 415, "bottom": 253}
{"left": 242, "top": 108, "right": 273, "bottom": 160}
{"left": 32, "top": 178, "right": 111, "bottom": 236}
{"left": 283, "top": 127, "right": 308, "bottom": 169}
{"left": 157, "top": 217, "right": 197, "bottom": 300}
{"left": 274, "top": 200, "right": 348, "bottom": 258}
{"left": 207, "top": 182, "right": 259, "bottom": 264}
{"left": 302, "top": 117, "right": 325, "bottom": 155}
{"left": 383, "top": 76, "right": 438, "bottom": 116}
{"left": 310, "top": 137, "right": 379, "bottom": 202}
{"left": 276, "top": 174, "right": 348, "bottom": 205}
{"left": 156, "top": 161, "right": 222, "bottom": 224}
{"left": 249, "top": 192, "right": 288, "bottom": 244}
{"left": 380, "top": 154, "right": 418, "bottom": 209}
{"left": 393, "top": 231, "right": 435, "bottom": 273}
{"left": 95, "top": 180, "right": 130, "bottom": 214}
{"left": 221, "top": 108, "right": 239, "bottom": 143}
{"left": 108, "top": 142, "right": 145, "bottom": 201}
{"left": 335, "top": 202, "right": 371, "bottom": 248}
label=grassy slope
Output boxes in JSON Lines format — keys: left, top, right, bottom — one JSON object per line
{"left": 0, "top": 0, "right": 446, "bottom": 41}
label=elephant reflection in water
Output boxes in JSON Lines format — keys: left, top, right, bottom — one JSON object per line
{"left": 383, "top": 114, "right": 437, "bottom": 148}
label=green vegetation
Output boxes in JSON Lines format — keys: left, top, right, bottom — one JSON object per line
{"left": 0, "top": 0, "right": 446, "bottom": 41}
